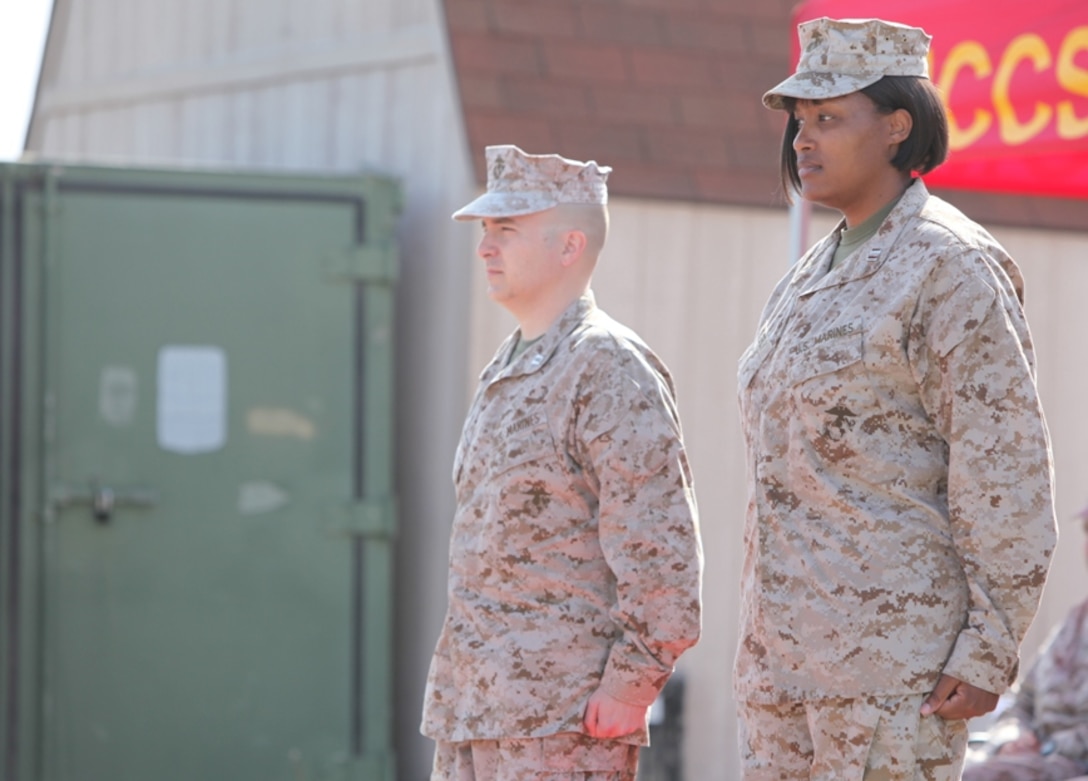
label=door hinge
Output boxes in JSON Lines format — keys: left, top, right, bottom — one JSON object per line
{"left": 323, "top": 243, "right": 398, "bottom": 284}
{"left": 323, "top": 496, "right": 398, "bottom": 539}
{"left": 347, "top": 752, "right": 396, "bottom": 781}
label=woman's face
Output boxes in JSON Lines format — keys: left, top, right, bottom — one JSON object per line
{"left": 791, "top": 92, "right": 911, "bottom": 225}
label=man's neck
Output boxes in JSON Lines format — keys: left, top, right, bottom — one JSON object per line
{"left": 511, "top": 285, "right": 589, "bottom": 340}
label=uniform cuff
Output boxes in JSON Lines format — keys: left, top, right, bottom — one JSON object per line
{"left": 942, "top": 633, "right": 1018, "bottom": 697}
{"left": 599, "top": 652, "right": 670, "bottom": 708}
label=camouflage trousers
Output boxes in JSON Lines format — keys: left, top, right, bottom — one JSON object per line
{"left": 737, "top": 694, "right": 969, "bottom": 780}
{"left": 962, "top": 752, "right": 1087, "bottom": 781}
{"left": 431, "top": 733, "right": 639, "bottom": 781}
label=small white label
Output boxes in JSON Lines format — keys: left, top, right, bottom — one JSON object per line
{"left": 237, "top": 481, "right": 290, "bottom": 515}
{"left": 99, "top": 366, "right": 138, "bottom": 425}
{"left": 247, "top": 407, "right": 315, "bottom": 440}
{"left": 157, "top": 346, "right": 227, "bottom": 454}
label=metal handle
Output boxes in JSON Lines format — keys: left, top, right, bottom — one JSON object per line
{"left": 50, "top": 480, "right": 158, "bottom": 524}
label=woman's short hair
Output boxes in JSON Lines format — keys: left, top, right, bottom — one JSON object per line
{"left": 778, "top": 76, "right": 950, "bottom": 201}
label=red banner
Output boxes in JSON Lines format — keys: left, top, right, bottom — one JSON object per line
{"left": 793, "top": 0, "right": 1088, "bottom": 199}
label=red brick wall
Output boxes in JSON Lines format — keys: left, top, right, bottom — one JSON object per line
{"left": 442, "top": 0, "right": 1085, "bottom": 230}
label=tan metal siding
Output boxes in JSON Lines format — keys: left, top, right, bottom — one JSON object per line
{"left": 466, "top": 201, "right": 1088, "bottom": 779}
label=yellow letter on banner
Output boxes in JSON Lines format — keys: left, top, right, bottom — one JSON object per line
{"left": 1057, "top": 27, "right": 1088, "bottom": 140}
{"left": 994, "top": 33, "right": 1053, "bottom": 145}
{"left": 938, "top": 41, "right": 993, "bottom": 151}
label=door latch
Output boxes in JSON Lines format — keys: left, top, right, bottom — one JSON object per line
{"left": 50, "top": 481, "right": 158, "bottom": 524}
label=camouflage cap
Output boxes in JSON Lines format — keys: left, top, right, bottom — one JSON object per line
{"left": 763, "top": 17, "right": 932, "bottom": 111}
{"left": 452, "top": 145, "right": 611, "bottom": 221}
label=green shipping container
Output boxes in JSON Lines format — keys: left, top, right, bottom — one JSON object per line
{"left": 0, "top": 163, "right": 400, "bottom": 781}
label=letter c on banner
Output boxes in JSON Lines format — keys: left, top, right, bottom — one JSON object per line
{"left": 994, "top": 33, "right": 1053, "bottom": 145}
{"left": 938, "top": 40, "right": 993, "bottom": 150}
{"left": 1057, "top": 26, "right": 1088, "bottom": 140}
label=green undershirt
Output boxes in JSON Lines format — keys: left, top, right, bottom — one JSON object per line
{"left": 508, "top": 334, "right": 542, "bottom": 364}
{"left": 831, "top": 193, "right": 904, "bottom": 269}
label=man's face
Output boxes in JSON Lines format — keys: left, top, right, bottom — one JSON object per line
{"left": 476, "top": 210, "right": 563, "bottom": 310}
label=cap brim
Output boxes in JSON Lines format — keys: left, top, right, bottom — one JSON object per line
{"left": 762, "top": 70, "right": 882, "bottom": 110}
{"left": 451, "top": 191, "right": 559, "bottom": 221}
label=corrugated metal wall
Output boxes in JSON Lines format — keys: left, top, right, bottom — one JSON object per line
{"left": 27, "top": 1, "right": 475, "bottom": 778}
{"left": 27, "top": 1, "right": 1088, "bottom": 778}
{"left": 469, "top": 201, "right": 1088, "bottom": 778}
{"left": 32, "top": 0, "right": 449, "bottom": 170}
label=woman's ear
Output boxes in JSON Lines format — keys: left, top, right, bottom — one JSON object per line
{"left": 888, "top": 107, "right": 913, "bottom": 144}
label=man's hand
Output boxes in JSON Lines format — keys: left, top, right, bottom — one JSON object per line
{"left": 920, "top": 674, "right": 1000, "bottom": 720}
{"left": 583, "top": 688, "right": 648, "bottom": 739}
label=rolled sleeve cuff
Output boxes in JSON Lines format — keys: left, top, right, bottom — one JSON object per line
{"left": 599, "top": 649, "right": 671, "bottom": 708}
{"left": 942, "top": 632, "right": 1019, "bottom": 697}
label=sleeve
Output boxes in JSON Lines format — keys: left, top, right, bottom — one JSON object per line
{"left": 1050, "top": 728, "right": 1088, "bottom": 762}
{"left": 992, "top": 661, "right": 1038, "bottom": 735}
{"left": 911, "top": 249, "right": 1057, "bottom": 696}
{"left": 1029, "top": 604, "right": 1088, "bottom": 760}
{"left": 572, "top": 345, "right": 704, "bottom": 707}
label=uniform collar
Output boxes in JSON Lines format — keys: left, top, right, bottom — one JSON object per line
{"left": 480, "top": 292, "right": 597, "bottom": 384}
{"left": 798, "top": 179, "right": 931, "bottom": 296}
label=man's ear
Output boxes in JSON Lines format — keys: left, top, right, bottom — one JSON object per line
{"left": 559, "top": 229, "right": 587, "bottom": 268}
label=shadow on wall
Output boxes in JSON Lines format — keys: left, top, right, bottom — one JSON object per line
{"left": 638, "top": 676, "right": 685, "bottom": 781}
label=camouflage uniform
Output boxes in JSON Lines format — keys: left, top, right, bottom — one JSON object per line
{"left": 432, "top": 734, "right": 638, "bottom": 781}
{"left": 964, "top": 599, "right": 1088, "bottom": 780}
{"left": 740, "top": 694, "right": 968, "bottom": 780}
{"left": 735, "top": 180, "right": 1057, "bottom": 776}
{"left": 421, "top": 293, "right": 702, "bottom": 756}
{"left": 761, "top": 17, "right": 932, "bottom": 111}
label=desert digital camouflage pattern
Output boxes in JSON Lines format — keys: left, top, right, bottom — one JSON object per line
{"left": 422, "top": 292, "right": 702, "bottom": 746}
{"left": 741, "top": 694, "right": 969, "bottom": 780}
{"left": 453, "top": 145, "right": 611, "bottom": 221}
{"left": 763, "top": 17, "right": 932, "bottom": 110}
{"left": 974, "top": 599, "right": 1088, "bottom": 771}
{"left": 734, "top": 180, "right": 1056, "bottom": 706}
{"left": 433, "top": 733, "right": 638, "bottom": 781}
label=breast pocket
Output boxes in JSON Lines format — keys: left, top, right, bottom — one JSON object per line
{"left": 489, "top": 412, "right": 557, "bottom": 473}
{"left": 787, "top": 332, "right": 879, "bottom": 463}
{"left": 480, "top": 414, "right": 564, "bottom": 555}
{"left": 456, "top": 409, "right": 561, "bottom": 496}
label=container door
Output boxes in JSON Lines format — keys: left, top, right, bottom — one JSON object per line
{"left": 19, "top": 169, "right": 393, "bottom": 781}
